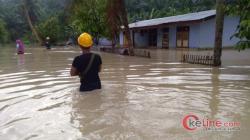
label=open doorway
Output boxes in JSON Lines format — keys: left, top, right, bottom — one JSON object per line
{"left": 148, "top": 28, "right": 157, "bottom": 47}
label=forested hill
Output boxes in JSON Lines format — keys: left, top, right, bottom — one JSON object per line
{"left": 0, "top": 0, "right": 216, "bottom": 43}
{"left": 126, "top": 0, "right": 216, "bottom": 22}
{"left": 2, "top": 0, "right": 249, "bottom": 51}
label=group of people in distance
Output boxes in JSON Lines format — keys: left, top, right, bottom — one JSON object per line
{"left": 16, "top": 33, "right": 102, "bottom": 92}
{"left": 15, "top": 37, "right": 51, "bottom": 55}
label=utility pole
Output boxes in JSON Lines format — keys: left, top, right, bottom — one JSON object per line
{"left": 213, "top": 0, "right": 225, "bottom": 66}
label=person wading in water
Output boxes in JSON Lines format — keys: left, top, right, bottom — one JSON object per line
{"left": 70, "top": 32, "right": 102, "bottom": 91}
{"left": 16, "top": 39, "right": 25, "bottom": 54}
{"left": 45, "top": 37, "right": 51, "bottom": 50}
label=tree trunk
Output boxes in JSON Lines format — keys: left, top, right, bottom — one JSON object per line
{"left": 111, "top": 38, "right": 115, "bottom": 52}
{"left": 119, "top": 0, "right": 134, "bottom": 56}
{"left": 213, "top": 0, "right": 225, "bottom": 66}
{"left": 23, "top": 0, "right": 42, "bottom": 44}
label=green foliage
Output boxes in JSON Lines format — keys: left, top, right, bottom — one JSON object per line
{"left": 64, "top": 25, "right": 79, "bottom": 44}
{"left": 227, "top": 0, "right": 250, "bottom": 50}
{"left": 23, "top": 0, "right": 42, "bottom": 24}
{"left": 37, "top": 16, "right": 61, "bottom": 44}
{"left": 0, "top": 0, "right": 66, "bottom": 43}
{"left": 125, "top": 0, "right": 216, "bottom": 22}
{"left": 22, "top": 32, "right": 35, "bottom": 45}
{"left": 0, "top": 0, "right": 221, "bottom": 45}
{"left": 39, "top": 0, "right": 69, "bottom": 21}
{"left": 70, "top": 0, "right": 108, "bottom": 42}
{"left": 0, "top": 19, "right": 9, "bottom": 43}
{"left": 0, "top": 0, "right": 28, "bottom": 41}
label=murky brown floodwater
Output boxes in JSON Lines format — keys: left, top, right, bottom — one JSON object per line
{"left": 0, "top": 46, "right": 250, "bottom": 140}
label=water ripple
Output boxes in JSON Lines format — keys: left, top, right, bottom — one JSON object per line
{"left": 0, "top": 48, "right": 250, "bottom": 140}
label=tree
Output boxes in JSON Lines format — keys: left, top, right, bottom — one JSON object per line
{"left": 0, "top": 0, "right": 219, "bottom": 44}
{"left": 125, "top": 0, "right": 216, "bottom": 22}
{"left": 0, "top": 0, "right": 69, "bottom": 43}
{"left": 213, "top": 0, "right": 225, "bottom": 66}
{"left": 106, "top": 1, "right": 120, "bottom": 50}
{"left": 22, "top": 0, "right": 42, "bottom": 44}
{"left": 106, "top": 0, "right": 134, "bottom": 55}
{"left": 69, "top": 0, "right": 108, "bottom": 44}
{"left": 227, "top": 0, "right": 250, "bottom": 50}
{"left": 120, "top": 0, "right": 134, "bottom": 55}
{"left": 0, "top": 0, "right": 28, "bottom": 41}
{"left": 0, "top": 19, "right": 9, "bottom": 43}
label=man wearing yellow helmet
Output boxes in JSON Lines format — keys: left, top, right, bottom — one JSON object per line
{"left": 70, "top": 32, "right": 102, "bottom": 91}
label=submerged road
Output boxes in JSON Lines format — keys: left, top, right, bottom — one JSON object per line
{"left": 0, "top": 47, "right": 250, "bottom": 140}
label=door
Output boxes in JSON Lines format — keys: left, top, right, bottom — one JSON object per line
{"left": 148, "top": 29, "right": 157, "bottom": 47}
{"left": 162, "top": 28, "right": 169, "bottom": 49}
{"left": 176, "top": 26, "right": 189, "bottom": 48}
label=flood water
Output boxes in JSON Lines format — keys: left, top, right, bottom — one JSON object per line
{"left": 0, "top": 47, "right": 250, "bottom": 140}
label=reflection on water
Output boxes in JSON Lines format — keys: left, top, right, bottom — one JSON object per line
{"left": 0, "top": 47, "right": 250, "bottom": 140}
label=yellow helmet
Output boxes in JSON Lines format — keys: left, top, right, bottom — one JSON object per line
{"left": 77, "top": 32, "right": 93, "bottom": 48}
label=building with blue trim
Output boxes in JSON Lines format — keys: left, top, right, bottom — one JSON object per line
{"left": 119, "top": 10, "right": 239, "bottom": 49}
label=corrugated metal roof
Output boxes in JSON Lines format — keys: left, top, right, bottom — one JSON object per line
{"left": 129, "top": 10, "right": 216, "bottom": 28}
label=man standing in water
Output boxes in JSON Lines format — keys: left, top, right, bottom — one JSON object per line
{"left": 45, "top": 37, "right": 51, "bottom": 49}
{"left": 70, "top": 32, "right": 102, "bottom": 91}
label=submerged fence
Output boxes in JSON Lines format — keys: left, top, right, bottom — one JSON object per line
{"left": 99, "top": 47, "right": 151, "bottom": 58}
{"left": 182, "top": 54, "right": 214, "bottom": 66}
{"left": 133, "top": 49, "right": 151, "bottom": 58}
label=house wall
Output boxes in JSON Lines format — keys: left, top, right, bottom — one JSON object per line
{"left": 119, "top": 32, "right": 124, "bottom": 46}
{"left": 197, "top": 16, "right": 239, "bottom": 48}
{"left": 134, "top": 31, "right": 149, "bottom": 48}
{"left": 198, "top": 18, "right": 216, "bottom": 48}
{"left": 189, "top": 23, "right": 201, "bottom": 48}
{"left": 223, "top": 16, "right": 240, "bottom": 47}
{"left": 157, "top": 28, "right": 163, "bottom": 48}
{"left": 119, "top": 30, "right": 134, "bottom": 47}
{"left": 119, "top": 16, "right": 239, "bottom": 48}
{"left": 155, "top": 26, "right": 176, "bottom": 48}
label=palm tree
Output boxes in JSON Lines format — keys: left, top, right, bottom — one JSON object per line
{"left": 106, "top": 0, "right": 134, "bottom": 55}
{"left": 213, "top": 0, "right": 225, "bottom": 66}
